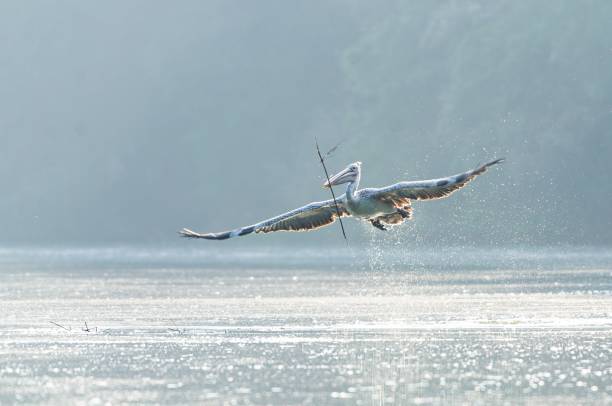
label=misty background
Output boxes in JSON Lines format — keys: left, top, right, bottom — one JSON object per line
{"left": 1, "top": 1, "right": 611, "bottom": 247}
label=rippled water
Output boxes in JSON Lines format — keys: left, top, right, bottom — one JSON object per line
{"left": 1, "top": 246, "right": 611, "bottom": 405}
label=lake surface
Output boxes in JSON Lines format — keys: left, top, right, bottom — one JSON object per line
{"left": 0, "top": 246, "right": 611, "bottom": 405}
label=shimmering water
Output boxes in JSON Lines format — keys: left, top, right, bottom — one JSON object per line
{"left": 1, "top": 247, "right": 611, "bottom": 405}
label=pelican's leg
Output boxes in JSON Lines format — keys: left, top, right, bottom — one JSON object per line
{"left": 397, "top": 208, "right": 411, "bottom": 219}
{"left": 370, "top": 219, "right": 387, "bottom": 231}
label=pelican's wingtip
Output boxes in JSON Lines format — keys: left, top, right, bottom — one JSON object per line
{"left": 179, "top": 228, "right": 200, "bottom": 238}
{"left": 483, "top": 158, "right": 505, "bottom": 168}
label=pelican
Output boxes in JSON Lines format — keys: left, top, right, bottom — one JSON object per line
{"left": 180, "top": 159, "right": 503, "bottom": 240}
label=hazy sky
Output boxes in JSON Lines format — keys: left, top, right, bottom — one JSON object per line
{"left": 1, "top": 1, "right": 611, "bottom": 246}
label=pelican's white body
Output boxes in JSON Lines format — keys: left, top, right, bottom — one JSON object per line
{"left": 329, "top": 164, "right": 397, "bottom": 220}
{"left": 344, "top": 189, "right": 396, "bottom": 219}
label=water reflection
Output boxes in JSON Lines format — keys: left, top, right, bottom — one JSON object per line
{"left": 0, "top": 247, "right": 610, "bottom": 404}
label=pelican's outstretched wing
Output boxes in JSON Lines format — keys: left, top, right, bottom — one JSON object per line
{"left": 180, "top": 199, "right": 348, "bottom": 240}
{"left": 367, "top": 159, "right": 504, "bottom": 206}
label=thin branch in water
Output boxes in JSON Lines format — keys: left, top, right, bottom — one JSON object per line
{"left": 50, "top": 321, "right": 71, "bottom": 331}
{"left": 316, "top": 138, "right": 348, "bottom": 243}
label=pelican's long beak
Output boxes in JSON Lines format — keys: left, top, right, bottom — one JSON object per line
{"left": 323, "top": 167, "right": 353, "bottom": 188}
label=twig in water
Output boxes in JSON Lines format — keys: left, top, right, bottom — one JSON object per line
{"left": 50, "top": 321, "right": 71, "bottom": 331}
{"left": 315, "top": 138, "right": 348, "bottom": 243}
{"left": 82, "top": 322, "right": 92, "bottom": 333}
{"left": 51, "top": 320, "right": 102, "bottom": 334}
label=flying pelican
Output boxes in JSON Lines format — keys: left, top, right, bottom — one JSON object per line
{"left": 180, "top": 159, "right": 503, "bottom": 240}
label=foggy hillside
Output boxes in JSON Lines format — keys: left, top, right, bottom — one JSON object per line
{"left": 1, "top": 1, "right": 610, "bottom": 246}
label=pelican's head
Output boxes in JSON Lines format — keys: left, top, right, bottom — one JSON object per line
{"left": 323, "top": 161, "right": 361, "bottom": 188}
